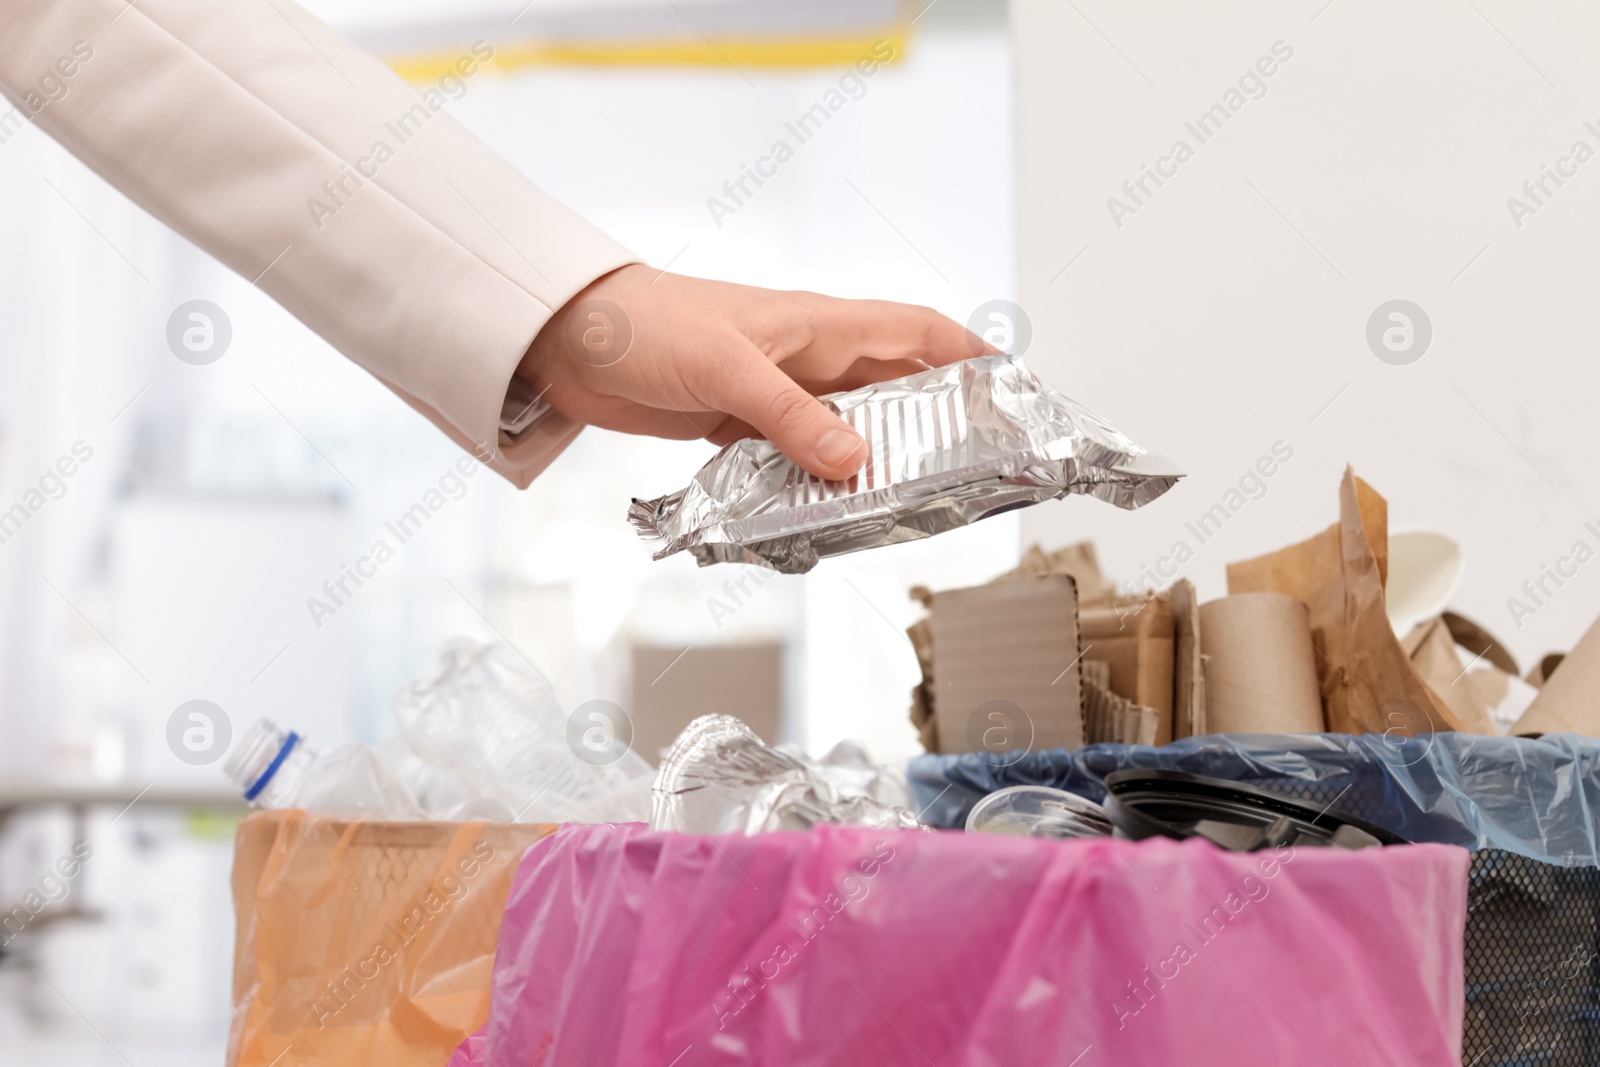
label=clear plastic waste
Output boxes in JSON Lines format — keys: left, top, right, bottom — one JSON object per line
{"left": 394, "top": 638, "right": 653, "bottom": 823}
{"left": 224, "top": 638, "right": 654, "bottom": 823}
{"left": 965, "top": 785, "right": 1113, "bottom": 839}
{"left": 291, "top": 745, "right": 426, "bottom": 820}
{"left": 224, "top": 719, "right": 318, "bottom": 810}
{"left": 651, "top": 715, "right": 922, "bottom": 834}
{"left": 223, "top": 720, "right": 423, "bottom": 820}
{"left": 800, "top": 738, "right": 916, "bottom": 812}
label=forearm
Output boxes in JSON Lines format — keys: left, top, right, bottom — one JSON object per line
{"left": 0, "top": 0, "right": 638, "bottom": 485}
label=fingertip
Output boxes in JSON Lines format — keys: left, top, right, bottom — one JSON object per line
{"left": 808, "top": 426, "right": 867, "bottom": 480}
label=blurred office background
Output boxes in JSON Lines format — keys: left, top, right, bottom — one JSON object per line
{"left": 0, "top": 0, "right": 1014, "bottom": 1060}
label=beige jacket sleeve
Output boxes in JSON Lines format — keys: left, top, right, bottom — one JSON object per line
{"left": 0, "top": 0, "right": 640, "bottom": 486}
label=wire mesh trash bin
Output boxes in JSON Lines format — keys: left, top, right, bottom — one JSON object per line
{"left": 1464, "top": 850, "right": 1600, "bottom": 1067}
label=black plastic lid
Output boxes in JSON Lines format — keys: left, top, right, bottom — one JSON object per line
{"left": 1102, "top": 769, "right": 1407, "bottom": 851}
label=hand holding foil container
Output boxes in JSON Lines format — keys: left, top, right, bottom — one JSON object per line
{"left": 630, "top": 354, "right": 1182, "bottom": 573}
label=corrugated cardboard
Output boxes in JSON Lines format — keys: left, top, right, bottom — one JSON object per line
{"left": 1199, "top": 593, "right": 1324, "bottom": 734}
{"left": 1079, "top": 594, "right": 1174, "bottom": 744}
{"left": 929, "top": 573, "right": 1084, "bottom": 754}
{"left": 1082, "top": 659, "right": 1160, "bottom": 745}
{"left": 1513, "top": 615, "right": 1600, "bottom": 737}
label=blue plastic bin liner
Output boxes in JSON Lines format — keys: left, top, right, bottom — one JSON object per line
{"left": 908, "top": 731, "right": 1600, "bottom": 866}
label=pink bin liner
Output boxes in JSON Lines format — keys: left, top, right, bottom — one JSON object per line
{"left": 449, "top": 823, "right": 1466, "bottom": 1067}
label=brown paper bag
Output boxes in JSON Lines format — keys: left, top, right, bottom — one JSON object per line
{"left": 1226, "top": 468, "right": 1484, "bottom": 736}
{"left": 229, "top": 812, "right": 552, "bottom": 1067}
{"left": 1403, "top": 616, "right": 1498, "bottom": 736}
{"left": 1464, "top": 669, "right": 1512, "bottom": 717}
{"left": 1440, "top": 611, "right": 1520, "bottom": 677}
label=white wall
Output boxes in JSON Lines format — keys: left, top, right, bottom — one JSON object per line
{"left": 1014, "top": 0, "right": 1600, "bottom": 667}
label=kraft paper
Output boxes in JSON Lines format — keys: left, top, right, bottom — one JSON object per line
{"left": 1227, "top": 467, "right": 1485, "bottom": 736}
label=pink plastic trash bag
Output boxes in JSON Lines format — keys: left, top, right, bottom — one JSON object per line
{"left": 455, "top": 823, "right": 1466, "bottom": 1067}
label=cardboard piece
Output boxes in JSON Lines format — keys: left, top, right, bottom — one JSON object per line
{"left": 1082, "top": 659, "right": 1161, "bottom": 745}
{"left": 909, "top": 545, "right": 1169, "bottom": 751}
{"left": 1082, "top": 660, "right": 1109, "bottom": 745}
{"left": 1079, "top": 594, "right": 1174, "bottom": 744}
{"left": 229, "top": 813, "right": 552, "bottom": 1067}
{"left": 1227, "top": 468, "right": 1485, "bottom": 736}
{"left": 928, "top": 574, "right": 1084, "bottom": 754}
{"left": 1198, "top": 593, "right": 1325, "bottom": 734}
{"left": 1170, "top": 578, "right": 1208, "bottom": 739}
{"left": 1513, "top": 615, "right": 1600, "bottom": 737}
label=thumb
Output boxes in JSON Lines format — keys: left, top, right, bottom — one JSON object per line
{"left": 696, "top": 338, "right": 867, "bottom": 480}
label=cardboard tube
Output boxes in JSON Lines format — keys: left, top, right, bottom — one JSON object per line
{"left": 1512, "top": 616, "right": 1600, "bottom": 738}
{"left": 1199, "top": 593, "right": 1325, "bottom": 734}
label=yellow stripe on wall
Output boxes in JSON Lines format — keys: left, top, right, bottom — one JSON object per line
{"left": 387, "top": 31, "right": 910, "bottom": 83}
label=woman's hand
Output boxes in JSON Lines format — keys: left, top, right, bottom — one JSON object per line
{"left": 518, "top": 264, "right": 990, "bottom": 480}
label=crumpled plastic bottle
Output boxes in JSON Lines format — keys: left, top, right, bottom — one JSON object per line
{"left": 651, "top": 715, "right": 923, "bottom": 835}
{"left": 224, "top": 638, "right": 654, "bottom": 824}
{"left": 393, "top": 638, "right": 653, "bottom": 823}
{"left": 223, "top": 721, "right": 425, "bottom": 820}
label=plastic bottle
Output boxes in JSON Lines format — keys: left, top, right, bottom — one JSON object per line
{"left": 224, "top": 720, "right": 319, "bottom": 809}
{"left": 394, "top": 638, "right": 652, "bottom": 823}
{"left": 224, "top": 719, "right": 423, "bottom": 819}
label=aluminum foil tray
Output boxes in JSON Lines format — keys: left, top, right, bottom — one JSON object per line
{"left": 629, "top": 354, "right": 1181, "bottom": 574}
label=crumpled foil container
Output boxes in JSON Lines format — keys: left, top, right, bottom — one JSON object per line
{"left": 629, "top": 353, "right": 1181, "bottom": 573}
{"left": 651, "top": 715, "right": 923, "bottom": 835}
